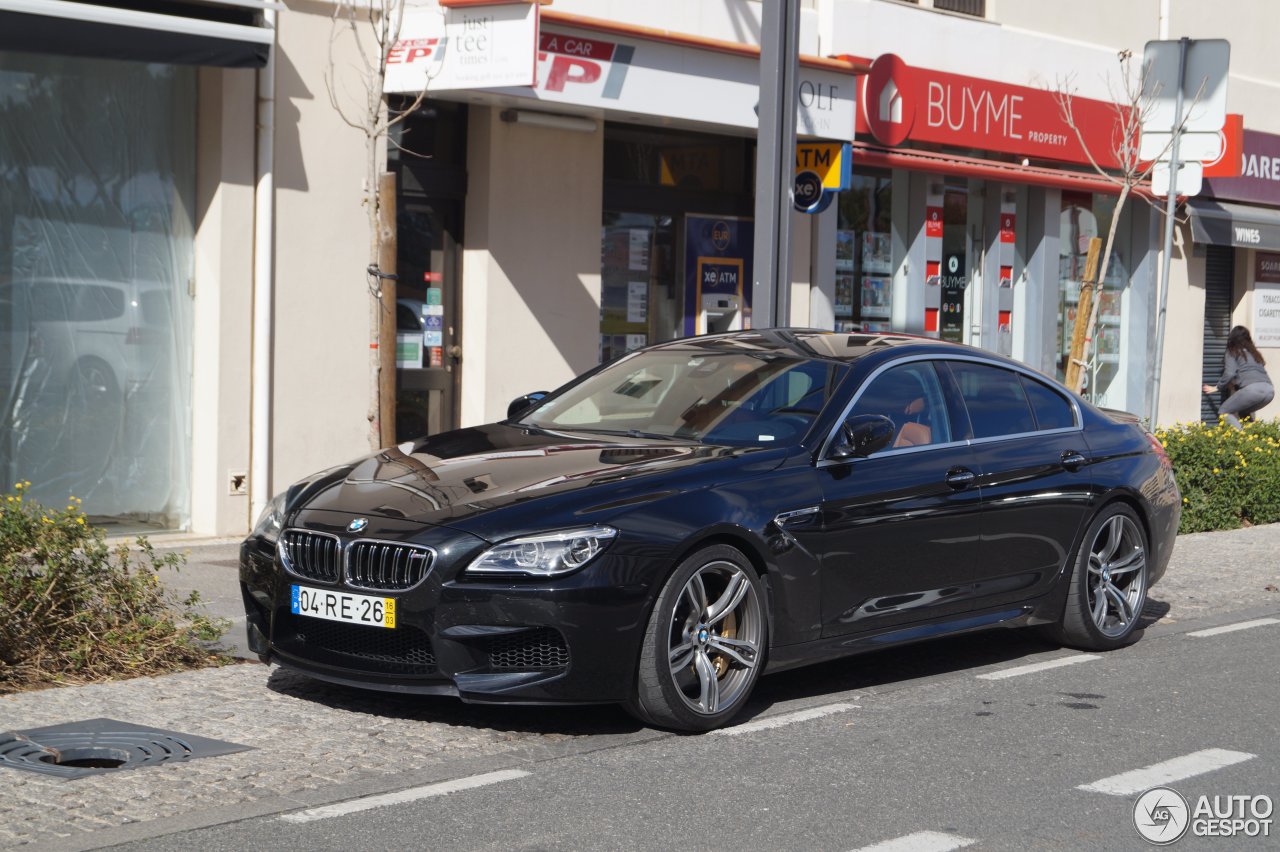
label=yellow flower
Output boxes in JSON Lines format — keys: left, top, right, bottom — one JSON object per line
{"left": 76, "top": 517, "right": 86, "bottom": 525}
{"left": 1213, "top": 467, "right": 1220, "bottom": 474}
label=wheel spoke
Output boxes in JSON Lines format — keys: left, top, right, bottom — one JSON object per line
{"left": 683, "top": 573, "right": 708, "bottom": 619}
{"left": 708, "top": 635, "right": 758, "bottom": 669}
{"left": 1108, "top": 548, "right": 1145, "bottom": 576}
{"left": 693, "top": 649, "right": 720, "bottom": 713}
{"left": 706, "top": 571, "right": 749, "bottom": 625}
{"left": 1096, "top": 516, "right": 1123, "bottom": 563}
{"left": 1090, "top": 582, "right": 1108, "bottom": 626}
{"left": 669, "top": 640, "right": 695, "bottom": 671}
{"left": 1104, "top": 582, "right": 1134, "bottom": 625}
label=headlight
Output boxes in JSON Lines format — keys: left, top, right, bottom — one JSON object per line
{"left": 252, "top": 492, "right": 288, "bottom": 544}
{"left": 465, "top": 526, "right": 618, "bottom": 578}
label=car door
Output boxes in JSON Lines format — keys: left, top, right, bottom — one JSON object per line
{"left": 942, "top": 359, "right": 1093, "bottom": 609}
{"left": 816, "top": 359, "right": 985, "bottom": 637}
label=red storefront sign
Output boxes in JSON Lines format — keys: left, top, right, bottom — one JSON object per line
{"left": 858, "top": 54, "right": 1125, "bottom": 170}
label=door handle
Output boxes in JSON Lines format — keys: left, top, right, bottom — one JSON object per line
{"left": 945, "top": 467, "right": 976, "bottom": 489}
{"left": 1060, "top": 450, "right": 1087, "bottom": 471}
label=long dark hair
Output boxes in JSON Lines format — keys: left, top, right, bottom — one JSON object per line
{"left": 1226, "top": 325, "right": 1266, "bottom": 366}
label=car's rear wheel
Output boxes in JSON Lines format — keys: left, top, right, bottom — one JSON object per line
{"left": 628, "top": 545, "right": 767, "bottom": 732}
{"left": 1049, "top": 503, "right": 1149, "bottom": 650}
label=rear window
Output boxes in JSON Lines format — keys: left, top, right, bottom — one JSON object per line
{"left": 947, "top": 361, "right": 1036, "bottom": 439}
{"left": 1020, "top": 375, "right": 1076, "bottom": 430}
{"left": 139, "top": 290, "right": 172, "bottom": 326}
{"left": 30, "top": 283, "right": 125, "bottom": 322}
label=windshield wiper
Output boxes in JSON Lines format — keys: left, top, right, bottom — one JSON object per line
{"left": 543, "top": 426, "right": 681, "bottom": 441}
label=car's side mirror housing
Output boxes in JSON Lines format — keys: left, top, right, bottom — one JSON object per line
{"left": 827, "top": 414, "right": 895, "bottom": 460}
{"left": 507, "top": 391, "right": 550, "bottom": 421}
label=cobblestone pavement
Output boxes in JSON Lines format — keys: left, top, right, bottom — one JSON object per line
{"left": 1, "top": 524, "right": 1277, "bottom": 849}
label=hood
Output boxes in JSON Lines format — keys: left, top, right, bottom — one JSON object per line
{"left": 296, "top": 423, "right": 775, "bottom": 532}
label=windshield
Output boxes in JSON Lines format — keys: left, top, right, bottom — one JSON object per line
{"left": 521, "top": 349, "right": 844, "bottom": 446}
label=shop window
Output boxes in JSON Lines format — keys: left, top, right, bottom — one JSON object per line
{"left": 1057, "top": 192, "right": 1128, "bottom": 408}
{"left": 933, "top": 0, "right": 986, "bottom": 17}
{"left": 0, "top": 53, "right": 195, "bottom": 530}
{"left": 835, "top": 170, "right": 893, "bottom": 332}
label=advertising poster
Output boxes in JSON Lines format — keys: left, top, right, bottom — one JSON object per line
{"left": 835, "top": 230, "right": 856, "bottom": 272}
{"left": 861, "top": 276, "right": 891, "bottom": 319}
{"left": 834, "top": 274, "right": 856, "bottom": 317}
{"left": 684, "top": 215, "right": 753, "bottom": 336}
{"left": 940, "top": 253, "right": 966, "bottom": 343}
{"left": 861, "top": 232, "right": 892, "bottom": 274}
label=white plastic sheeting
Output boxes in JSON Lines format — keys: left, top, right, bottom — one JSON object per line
{"left": 0, "top": 54, "right": 195, "bottom": 528}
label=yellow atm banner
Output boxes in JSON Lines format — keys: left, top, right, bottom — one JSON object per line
{"left": 795, "top": 142, "right": 852, "bottom": 191}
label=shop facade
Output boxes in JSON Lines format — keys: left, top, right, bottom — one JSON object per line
{"left": 5, "top": 0, "right": 1277, "bottom": 537}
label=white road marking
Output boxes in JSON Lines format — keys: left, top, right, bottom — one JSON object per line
{"left": 850, "top": 830, "right": 976, "bottom": 852}
{"left": 279, "top": 769, "right": 530, "bottom": 824}
{"left": 712, "top": 702, "right": 858, "bottom": 736}
{"left": 1077, "top": 749, "right": 1256, "bottom": 796}
{"left": 975, "top": 654, "right": 1100, "bottom": 680}
{"left": 1187, "top": 617, "right": 1280, "bottom": 637}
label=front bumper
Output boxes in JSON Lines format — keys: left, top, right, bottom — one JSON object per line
{"left": 239, "top": 516, "right": 656, "bottom": 705}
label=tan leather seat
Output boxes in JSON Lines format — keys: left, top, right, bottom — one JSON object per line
{"left": 893, "top": 421, "right": 933, "bottom": 447}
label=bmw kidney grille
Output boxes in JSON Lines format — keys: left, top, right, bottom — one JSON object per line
{"left": 279, "top": 529, "right": 433, "bottom": 591}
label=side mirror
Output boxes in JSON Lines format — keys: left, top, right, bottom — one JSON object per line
{"left": 828, "top": 414, "right": 895, "bottom": 460}
{"left": 507, "top": 391, "right": 549, "bottom": 421}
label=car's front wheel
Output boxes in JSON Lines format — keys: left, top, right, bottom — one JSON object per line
{"left": 1049, "top": 503, "right": 1149, "bottom": 650}
{"left": 628, "top": 545, "right": 767, "bottom": 732}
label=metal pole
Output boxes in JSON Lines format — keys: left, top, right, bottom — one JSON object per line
{"left": 250, "top": 7, "right": 277, "bottom": 525}
{"left": 752, "top": 0, "right": 800, "bottom": 329}
{"left": 1149, "top": 36, "right": 1188, "bottom": 426}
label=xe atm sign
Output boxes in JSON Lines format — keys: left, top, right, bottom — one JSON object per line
{"left": 387, "top": 19, "right": 856, "bottom": 139}
{"left": 859, "top": 54, "right": 1124, "bottom": 170}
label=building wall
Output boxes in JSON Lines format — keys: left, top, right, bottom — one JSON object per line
{"left": 269, "top": 7, "right": 377, "bottom": 488}
{"left": 191, "top": 68, "right": 256, "bottom": 536}
{"left": 461, "top": 106, "right": 604, "bottom": 426}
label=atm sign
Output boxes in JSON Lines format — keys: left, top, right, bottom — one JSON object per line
{"left": 795, "top": 142, "right": 852, "bottom": 191}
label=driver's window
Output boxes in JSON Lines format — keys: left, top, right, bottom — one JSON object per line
{"left": 848, "top": 362, "right": 951, "bottom": 452}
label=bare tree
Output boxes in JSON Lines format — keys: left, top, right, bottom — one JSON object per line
{"left": 1055, "top": 49, "right": 1204, "bottom": 399}
{"left": 325, "top": 0, "right": 433, "bottom": 449}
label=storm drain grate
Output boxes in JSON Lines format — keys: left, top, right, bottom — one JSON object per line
{"left": 0, "top": 718, "right": 252, "bottom": 779}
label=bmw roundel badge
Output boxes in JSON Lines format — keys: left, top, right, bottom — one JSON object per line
{"left": 347, "top": 517, "right": 369, "bottom": 533}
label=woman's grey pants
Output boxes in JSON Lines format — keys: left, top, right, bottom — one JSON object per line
{"left": 1220, "top": 382, "right": 1275, "bottom": 429}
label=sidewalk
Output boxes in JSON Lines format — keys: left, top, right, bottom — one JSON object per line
{"left": 2, "top": 524, "right": 1278, "bottom": 850}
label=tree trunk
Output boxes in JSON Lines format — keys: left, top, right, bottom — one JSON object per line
{"left": 377, "top": 172, "right": 397, "bottom": 447}
{"left": 1078, "top": 182, "right": 1132, "bottom": 398}
{"left": 1065, "top": 238, "right": 1102, "bottom": 394}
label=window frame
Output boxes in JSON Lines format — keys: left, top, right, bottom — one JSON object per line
{"left": 817, "top": 353, "right": 1083, "bottom": 466}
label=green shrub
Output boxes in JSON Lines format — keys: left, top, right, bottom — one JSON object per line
{"left": 1156, "top": 419, "right": 1280, "bottom": 534}
{"left": 0, "top": 482, "right": 230, "bottom": 693}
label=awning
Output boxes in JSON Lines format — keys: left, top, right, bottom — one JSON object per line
{"left": 0, "top": 0, "right": 274, "bottom": 68}
{"left": 1187, "top": 199, "right": 1280, "bottom": 251}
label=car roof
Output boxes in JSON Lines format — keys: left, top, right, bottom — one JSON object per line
{"left": 645, "top": 328, "right": 984, "bottom": 365}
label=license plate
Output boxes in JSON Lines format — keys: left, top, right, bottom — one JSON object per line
{"left": 291, "top": 585, "right": 396, "bottom": 629}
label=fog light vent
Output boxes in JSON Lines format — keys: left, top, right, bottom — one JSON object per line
{"left": 0, "top": 718, "right": 251, "bottom": 779}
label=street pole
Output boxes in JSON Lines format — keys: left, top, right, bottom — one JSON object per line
{"left": 752, "top": 0, "right": 800, "bottom": 329}
{"left": 1150, "top": 36, "right": 1188, "bottom": 427}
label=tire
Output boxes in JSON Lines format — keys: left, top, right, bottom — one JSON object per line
{"left": 627, "top": 545, "right": 768, "bottom": 732}
{"left": 1047, "top": 503, "right": 1149, "bottom": 651}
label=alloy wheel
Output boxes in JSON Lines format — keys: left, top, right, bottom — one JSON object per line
{"left": 664, "top": 560, "right": 763, "bottom": 715}
{"left": 1086, "top": 513, "right": 1147, "bottom": 638}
